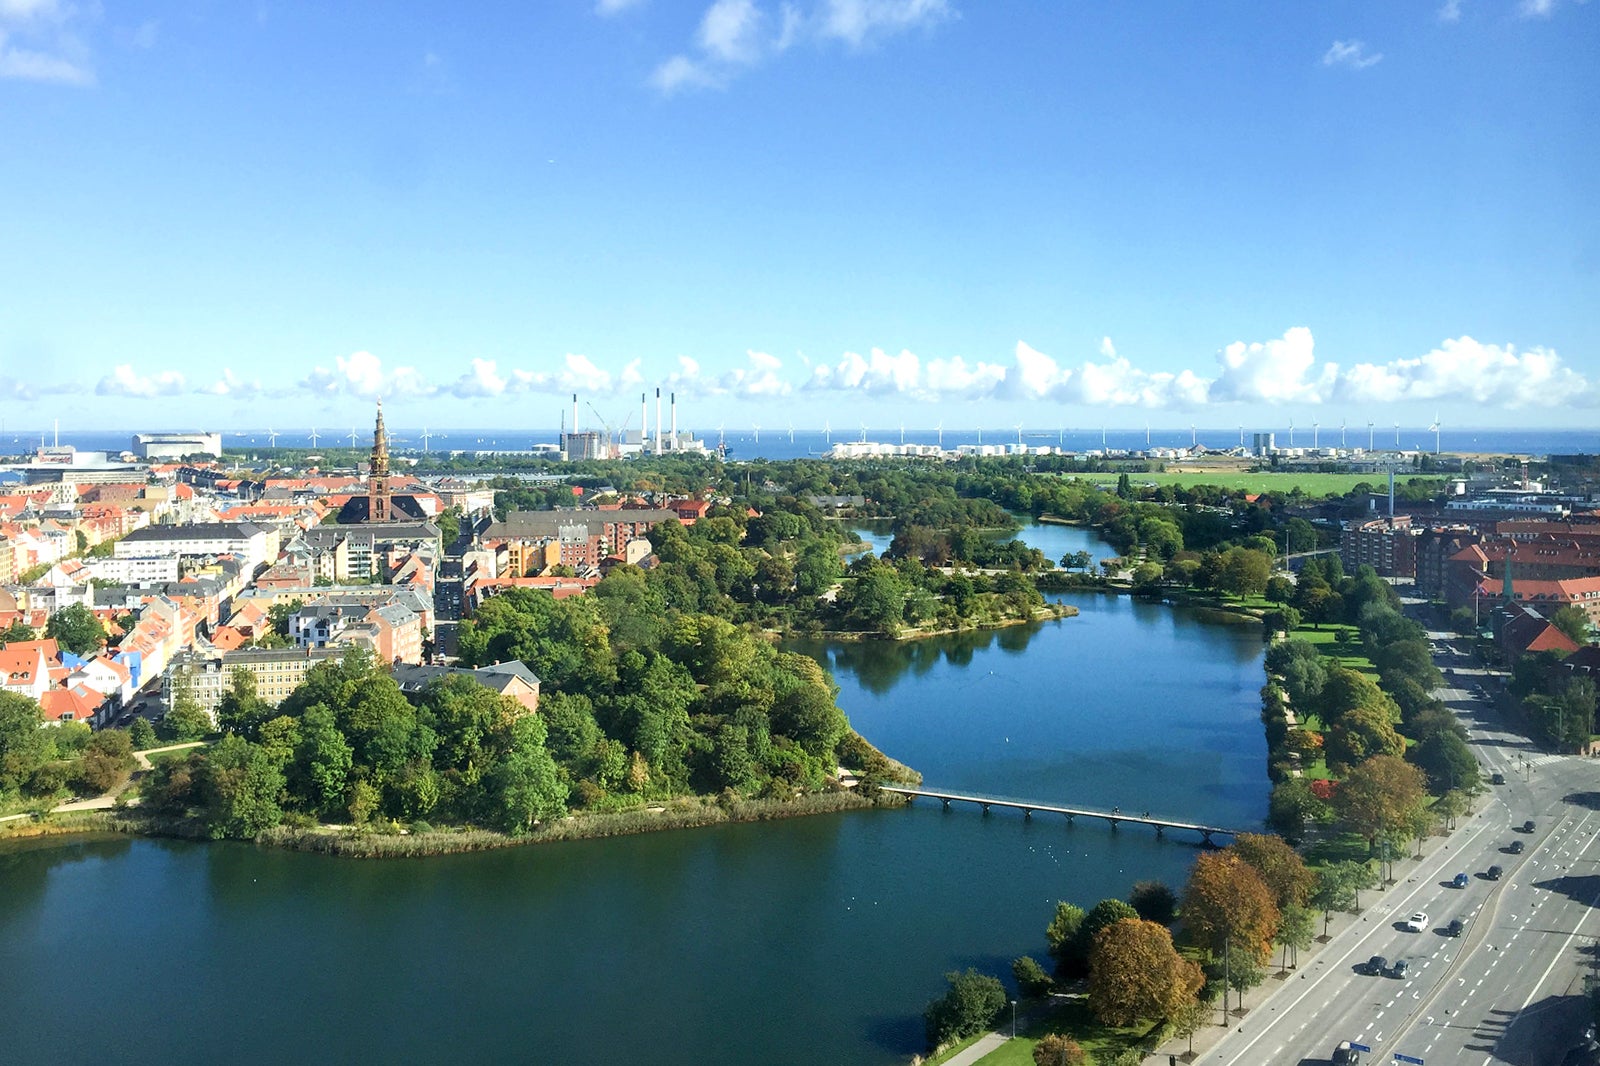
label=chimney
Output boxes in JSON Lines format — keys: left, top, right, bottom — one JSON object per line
{"left": 1388, "top": 471, "right": 1395, "bottom": 519}
{"left": 670, "top": 392, "right": 677, "bottom": 451}
{"left": 641, "top": 392, "right": 648, "bottom": 451}
{"left": 655, "top": 388, "right": 663, "bottom": 454}
{"left": 572, "top": 393, "right": 579, "bottom": 436}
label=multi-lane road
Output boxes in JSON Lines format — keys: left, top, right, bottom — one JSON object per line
{"left": 1198, "top": 629, "right": 1600, "bottom": 1066}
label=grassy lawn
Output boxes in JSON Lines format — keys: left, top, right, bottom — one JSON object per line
{"left": 1305, "top": 830, "right": 1374, "bottom": 867}
{"left": 1290, "top": 624, "right": 1377, "bottom": 676}
{"left": 972, "top": 997, "right": 1158, "bottom": 1065}
{"left": 1068, "top": 470, "right": 1444, "bottom": 498}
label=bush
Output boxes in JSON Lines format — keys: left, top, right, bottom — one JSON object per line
{"left": 1128, "top": 879, "right": 1178, "bottom": 925}
{"left": 1012, "top": 955, "right": 1053, "bottom": 998}
{"left": 1033, "top": 1033, "right": 1087, "bottom": 1066}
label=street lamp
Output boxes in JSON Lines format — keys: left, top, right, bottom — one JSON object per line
{"left": 1010, "top": 999, "right": 1017, "bottom": 1039}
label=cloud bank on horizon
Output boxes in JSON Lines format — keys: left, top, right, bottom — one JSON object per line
{"left": 55, "top": 328, "right": 1593, "bottom": 414}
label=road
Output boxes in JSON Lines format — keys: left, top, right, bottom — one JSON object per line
{"left": 1196, "top": 628, "right": 1600, "bottom": 1066}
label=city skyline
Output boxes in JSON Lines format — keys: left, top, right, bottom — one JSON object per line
{"left": 2, "top": 1, "right": 1596, "bottom": 430}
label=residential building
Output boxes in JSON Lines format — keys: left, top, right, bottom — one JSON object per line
{"left": 116, "top": 520, "right": 278, "bottom": 572}
{"left": 165, "top": 646, "right": 343, "bottom": 718}
{"left": 391, "top": 661, "right": 540, "bottom": 714}
{"left": 1340, "top": 516, "right": 1418, "bottom": 580}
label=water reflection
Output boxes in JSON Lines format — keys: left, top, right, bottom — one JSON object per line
{"left": 788, "top": 618, "right": 1059, "bottom": 695}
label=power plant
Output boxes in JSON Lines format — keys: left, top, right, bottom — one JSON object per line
{"left": 559, "top": 391, "right": 711, "bottom": 461}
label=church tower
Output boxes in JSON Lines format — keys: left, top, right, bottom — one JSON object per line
{"left": 368, "top": 398, "right": 392, "bottom": 523}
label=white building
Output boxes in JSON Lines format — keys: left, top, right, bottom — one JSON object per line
{"left": 132, "top": 432, "right": 224, "bottom": 459}
{"left": 115, "top": 521, "right": 278, "bottom": 572}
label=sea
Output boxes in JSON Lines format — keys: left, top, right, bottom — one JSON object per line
{"left": 2, "top": 426, "right": 1596, "bottom": 462}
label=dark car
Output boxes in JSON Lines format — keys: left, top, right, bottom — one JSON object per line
{"left": 1333, "top": 1041, "right": 1362, "bottom": 1065}
{"left": 1522, "top": 820, "right": 1536, "bottom": 833}
{"left": 1390, "top": 958, "right": 1410, "bottom": 979}
{"left": 1453, "top": 872, "right": 1469, "bottom": 888}
{"left": 1491, "top": 772, "right": 1506, "bottom": 785}
{"left": 1487, "top": 865, "right": 1503, "bottom": 880}
{"left": 1447, "top": 918, "right": 1463, "bottom": 937}
{"left": 1508, "top": 840, "right": 1524, "bottom": 854}
{"left": 1365, "top": 955, "right": 1388, "bottom": 975}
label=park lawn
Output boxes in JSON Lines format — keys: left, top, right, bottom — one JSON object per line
{"left": 1069, "top": 470, "right": 1444, "bottom": 498}
{"left": 972, "top": 997, "right": 1157, "bottom": 1065}
{"left": 1305, "top": 831, "right": 1375, "bottom": 867}
{"left": 1290, "top": 624, "right": 1378, "bottom": 675}
{"left": 1299, "top": 759, "right": 1334, "bottom": 781}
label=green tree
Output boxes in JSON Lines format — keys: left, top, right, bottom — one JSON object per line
{"left": 216, "top": 669, "right": 275, "bottom": 740}
{"left": 75, "top": 728, "right": 135, "bottom": 794}
{"left": 1274, "top": 904, "right": 1316, "bottom": 972}
{"left": 1128, "top": 879, "right": 1178, "bottom": 925}
{"left": 486, "top": 715, "right": 566, "bottom": 833}
{"left": 1333, "top": 754, "right": 1428, "bottom": 848}
{"left": 1310, "top": 860, "right": 1377, "bottom": 935}
{"left": 1227, "top": 833, "right": 1315, "bottom": 911}
{"left": 1550, "top": 604, "right": 1592, "bottom": 645}
{"left": 0, "top": 618, "right": 35, "bottom": 643}
{"left": 128, "top": 716, "right": 157, "bottom": 751}
{"left": 1215, "top": 547, "right": 1273, "bottom": 598}
{"left": 1172, "top": 997, "right": 1212, "bottom": 1057}
{"left": 1088, "top": 917, "right": 1205, "bottom": 1027}
{"left": 289, "top": 704, "right": 353, "bottom": 815}
{"left": 0, "top": 692, "right": 51, "bottom": 798}
{"left": 44, "top": 604, "right": 107, "bottom": 656}
{"left": 923, "top": 968, "right": 1006, "bottom": 1051}
{"left": 199, "top": 735, "right": 286, "bottom": 839}
{"left": 1011, "top": 955, "right": 1053, "bottom": 998}
{"left": 1076, "top": 897, "right": 1140, "bottom": 962}
{"left": 162, "top": 674, "right": 213, "bottom": 742}
{"left": 1221, "top": 940, "right": 1265, "bottom": 1016}
{"left": 850, "top": 565, "right": 909, "bottom": 634}
{"left": 1410, "top": 728, "right": 1479, "bottom": 794}
{"left": 1046, "top": 901, "right": 1087, "bottom": 968}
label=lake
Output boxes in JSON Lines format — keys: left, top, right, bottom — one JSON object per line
{"left": 0, "top": 522, "right": 1266, "bottom": 1065}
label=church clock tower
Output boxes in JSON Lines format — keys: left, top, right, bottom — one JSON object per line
{"left": 368, "top": 398, "right": 392, "bottom": 523}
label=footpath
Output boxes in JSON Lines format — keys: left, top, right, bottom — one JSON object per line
{"left": 0, "top": 741, "right": 203, "bottom": 821}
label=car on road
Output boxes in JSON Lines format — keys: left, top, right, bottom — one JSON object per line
{"left": 1487, "top": 865, "right": 1503, "bottom": 880}
{"left": 1403, "top": 912, "right": 1429, "bottom": 932}
{"left": 1452, "top": 872, "right": 1469, "bottom": 888}
{"left": 1508, "top": 840, "right": 1524, "bottom": 854}
{"left": 1333, "top": 1040, "right": 1362, "bottom": 1064}
{"left": 1447, "top": 918, "right": 1463, "bottom": 937}
{"left": 1390, "top": 958, "right": 1410, "bottom": 979}
{"left": 1365, "top": 955, "right": 1388, "bottom": 976}
{"left": 1522, "top": 819, "right": 1536, "bottom": 833}
{"left": 1491, "top": 772, "right": 1506, "bottom": 785}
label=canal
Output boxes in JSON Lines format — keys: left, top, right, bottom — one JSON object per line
{"left": 0, "top": 522, "right": 1267, "bottom": 1065}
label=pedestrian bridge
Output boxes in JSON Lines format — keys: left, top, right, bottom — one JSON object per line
{"left": 881, "top": 786, "right": 1244, "bottom": 844}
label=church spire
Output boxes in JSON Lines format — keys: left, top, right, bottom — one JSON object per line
{"left": 368, "top": 397, "right": 392, "bottom": 523}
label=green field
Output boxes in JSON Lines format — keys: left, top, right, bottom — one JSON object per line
{"left": 1069, "top": 470, "right": 1443, "bottom": 498}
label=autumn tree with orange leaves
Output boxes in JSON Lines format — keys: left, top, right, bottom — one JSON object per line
{"left": 1181, "top": 851, "right": 1280, "bottom": 963}
{"left": 1088, "top": 917, "right": 1206, "bottom": 1027}
{"left": 1226, "top": 833, "right": 1316, "bottom": 911}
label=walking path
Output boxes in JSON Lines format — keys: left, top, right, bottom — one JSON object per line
{"left": 0, "top": 742, "right": 204, "bottom": 820}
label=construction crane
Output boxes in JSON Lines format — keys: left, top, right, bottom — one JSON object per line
{"left": 586, "top": 403, "right": 634, "bottom": 459}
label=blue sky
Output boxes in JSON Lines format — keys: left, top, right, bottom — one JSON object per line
{"left": 1, "top": 0, "right": 1596, "bottom": 436}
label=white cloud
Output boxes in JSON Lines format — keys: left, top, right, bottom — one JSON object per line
{"left": 818, "top": 0, "right": 953, "bottom": 47}
{"left": 806, "top": 346, "right": 1005, "bottom": 400}
{"left": 650, "top": 53, "right": 721, "bottom": 93}
{"left": 1438, "top": 0, "right": 1463, "bottom": 22}
{"left": 450, "top": 358, "right": 507, "bottom": 398}
{"left": 1518, "top": 0, "right": 1555, "bottom": 16}
{"left": 1209, "top": 327, "right": 1338, "bottom": 404}
{"left": 95, "top": 364, "right": 186, "bottom": 398}
{"left": 1322, "top": 39, "right": 1382, "bottom": 70}
{"left": 698, "top": 0, "right": 765, "bottom": 64}
{"left": 595, "top": 0, "right": 647, "bottom": 14}
{"left": 1335, "top": 336, "right": 1593, "bottom": 408}
{"left": 301, "top": 350, "right": 433, "bottom": 398}
{"left": 203, "top": 369, "right": 262, "bottom": 397}
{"left": 0, "top": 0, "right": 93, "bottom": 86}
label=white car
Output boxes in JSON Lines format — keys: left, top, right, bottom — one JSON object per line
{"left": 1403, "top": 912, "right": 1428, "bottom": 932}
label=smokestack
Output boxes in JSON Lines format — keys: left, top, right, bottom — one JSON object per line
{"left": 670, "top": 392, "right": 677, "bottom": 451}
{"left": 655, "top": 387, "right": 663, "bottom": 454}
{"left": 1388, "top": 471, "right": 1395, "bottom": 519}
{"left": 641, "top": 392, "right": 648, "bottom": 452}
{"left": 572, "top": 393, "right": 579, "bottom": 436}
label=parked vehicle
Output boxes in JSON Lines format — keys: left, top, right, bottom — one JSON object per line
{"left": 1447, "top": 918, "right": 1463, "bottom": 937}
{"left": 1522, "top": 820, "right": 1536, "bottom": 833}
{"left": 1487, "top": 865, "right": 1503, "bottom": 880}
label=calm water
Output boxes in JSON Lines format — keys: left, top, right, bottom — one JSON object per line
{"left": 0, "top": 524, "right": 1267, "bottom": 1065}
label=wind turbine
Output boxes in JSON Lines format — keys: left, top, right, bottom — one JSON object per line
{"left": 267, "top": 429, "right": 278, "bottom": 448}
{"left": 1429, "top": 414, "right": 1441, "bottom": 454}
{"left": 1015, "top": 424, "right": 1023, "bottom": 447}
{"left": 1145, "top": 421, "right": 1151, "bottom": 447}
{"left": 752, "top": 423, "right": 760, "bottom": 444}
{"left": 1190, "top": 423, "right": 1197, "bottom": 448}
{"left": 309, "top": 427, "right": 320, "bottom": 448}
{"left": 347, "top": 427, "right": 359, "bottom": 447}
{"left": 859, "top": 422, "right": 867, "bottom": 443}
{"left": 1312, "top": 421, "right": 1319, "bottom": 449}
{"left": 787, "top": 421, "right": 794, "bottom": 444}
{"left": 1238, "top": 425, "right": 1245, "bottom": 447}
{"left": 937, "top": 421, "right": 944, "bottom": 448}
{"left": 1100, "top": 426, "right": 1106, "bottom": 448}
{"left": 420, "top": 429, "right": 432, "bottom": 452}
{"left": 1394, "top": 422, "right": 1401, "bottom": 447}
{"left": 823, "top": 419, "right": 831, "bottom": 444}
{"left": 1288, "top": 418, "right": 1295, "bottom": 448}
{"left": 1340, "top": 419, "right": 1347, "bottom": 449}
{"left": 900, "top": 422, "right": 906, "bottom": 445}
{"left": 1367, "top": 420, "right": 1374, "bottom": 450}
{"left": 717, "top": 423, "right": 725, "bottom": 447}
